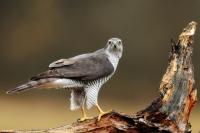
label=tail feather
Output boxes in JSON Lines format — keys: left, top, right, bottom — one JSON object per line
{"left": 7, "top": 81, "right": 38, "bottom": 94}
{"left": 6, "top": 78, "right": 56, "bottom": 94}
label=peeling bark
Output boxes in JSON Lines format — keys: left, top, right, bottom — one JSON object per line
{"left": 1, "top": 21, "right": 197, "bottom": 133}
{"left": 137, "top": 21, "right": 197, "bottom": 133}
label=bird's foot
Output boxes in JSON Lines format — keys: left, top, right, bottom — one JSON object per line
{"left": 98, "top": 110, "right": 112, "bottom": 121}
{"left": 78, "top": 116, "right": 92, "bottom": 122}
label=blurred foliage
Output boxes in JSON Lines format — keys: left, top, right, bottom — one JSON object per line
{"left": 0, "top": 0, "right": 199, "bottom": 132}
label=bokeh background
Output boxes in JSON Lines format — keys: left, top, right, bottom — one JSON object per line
{"left": 0, "top": 0, "right": 199, "bottom": 132}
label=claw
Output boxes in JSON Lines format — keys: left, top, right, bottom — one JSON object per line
{"left": 78, "top": 106, "right": 91, "bottom": 122}
{"left": 97, "top": 110, "right": 112, "bottom": 121}
{"left": 78, "top": 116, "right": 92, "bottom": 122}
{"left": 96, "top": 104, "right": 112, "bottom": 121}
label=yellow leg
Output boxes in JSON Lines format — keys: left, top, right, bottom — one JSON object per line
{"left": 96, "top": 104, "right": 112, "bottom": 121}
{"left": 78, "top": 106, "right": 91, "bottom": 122}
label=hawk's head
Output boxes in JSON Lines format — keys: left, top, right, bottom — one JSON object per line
{"left": 105, "top": 38, "right": 123, "bottom": 58}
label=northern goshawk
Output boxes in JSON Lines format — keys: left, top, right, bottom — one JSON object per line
{"left": 7, "top": 38, "right": 123, "bottom": 121}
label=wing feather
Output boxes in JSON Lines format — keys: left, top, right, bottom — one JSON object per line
{"left": 31, "top": 53, "right": 114, "bottom": 81}
{"left": 49, "top": 59, "right": 75, "bottom": 68}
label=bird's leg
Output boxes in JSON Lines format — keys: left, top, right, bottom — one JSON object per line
{"left": 78, "top": 106, "right": 91, "bottom": 122}
{"left": 96, "top": 104, "right": 112, "bottom": 121}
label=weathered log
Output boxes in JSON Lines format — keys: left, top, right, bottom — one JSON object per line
{"left": 1, "top": 21, "right": 197, "bottom": 133}
{"left": 136, "top": 21, "right": 198, "bottom": 133}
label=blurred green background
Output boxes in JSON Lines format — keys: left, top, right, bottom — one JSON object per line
{"left": 0, "top": 0, "right": 199, "bottom": 132}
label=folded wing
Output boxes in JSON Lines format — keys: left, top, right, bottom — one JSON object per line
{"left": 31, "top": 54, "right": 114, "bottom": 81}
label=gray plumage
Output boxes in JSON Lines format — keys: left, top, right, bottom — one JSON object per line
{"left": 31, "top": 51, "right": 114, "bottom": 81}
{"left": 7, "top": 38, "right": 123, "bottom": 110}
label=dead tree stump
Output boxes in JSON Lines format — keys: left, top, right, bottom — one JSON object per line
{"left": 1, "top": 21, "right": 198, "bottom": 133}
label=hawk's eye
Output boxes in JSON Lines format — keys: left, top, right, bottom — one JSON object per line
{"left": 108, "top": 41, "right": 112, "bottom": 44}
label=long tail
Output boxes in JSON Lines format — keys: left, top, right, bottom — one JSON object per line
{"left": 7, "top": 78, "right": 56, "bottom": 94}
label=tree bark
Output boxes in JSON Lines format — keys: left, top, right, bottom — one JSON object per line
{"left": 1, "top": 21, "right": 197, "bottom": 133}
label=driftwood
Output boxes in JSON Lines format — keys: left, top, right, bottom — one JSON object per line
{"left": 1, "top": 21, "right": 198, "bottom": 133}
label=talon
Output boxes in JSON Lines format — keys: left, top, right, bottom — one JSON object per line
{"left": 78, "top": 106, "right": 91, "bottom": 122}
{"left": 95, "top": 103, "right": 112, "bottom": 121}
{"left": 98, "top": 111, "right": 106, "bottom": 121}
{"left": 78, "top": 116, "right": 92, "bottom": 122}
{"left": 97, "top": 110, "right": 112, "bottom": 121}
